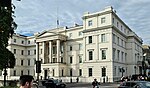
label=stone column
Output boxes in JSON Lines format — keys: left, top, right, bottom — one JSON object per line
{"left": 36, "top": 42, "right": 39, "bottom": 61}
{"left": 49, "top": 41, "right": 52, "bottom": 63}
{"left": 57, "top": 40, "right": 60, "bottom": 62}
{"left": 42, "top": 42, "right": 45, "bottom": 63}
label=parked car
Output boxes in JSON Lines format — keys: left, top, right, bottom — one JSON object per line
{"left": 44, "top": 79, "right": 66, "bottom": 88}
{"left": 118, "top": 81, "right": 150, "bottom": 88}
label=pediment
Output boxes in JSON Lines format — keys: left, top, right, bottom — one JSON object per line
{"left": 37, "top": 31, "right": 59, "bottom": 38}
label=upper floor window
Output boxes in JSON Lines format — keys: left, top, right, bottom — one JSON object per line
{"left": 101, "top": 17, "right": 106, "bottom": 24}
{"left": 88, "top": 68, "right": 92, "bottom": 77}
{"left": 13, "top": 70, "right": 16, "bottom": 76}
{"left": 28, "top": 59, "right": 30, "bottom": 66}
{"left": 21, "top": 60, "right": 23, "bottom": 66}
{"left": 79, "top": 43, "right": 82, "bottom": 50}
{"left": 89, "top": 51, "right": 93, "bottom": 60}
{"left": 70, "top": 69, "right": 72, "bottom": 76}
{"left": 101, "top": 34, "right": 106, "bottom": 42}
{"left": 102, "top": 50, "right": 106, "bottom": 60}
{"left": 21, "top": 40, "right": 24, "bottom": 44}
{"left": 70, "top": 56, "right": 72, "bottom": 64}
{"left": 113, "top": 34, "right": 116, "bottom": 43}
{"left": 78, "top": 31, "right": 82, "bottom": 36}
{"left": 117, "top": 50, "right": 120, "bottom": 60}
{"left": 117, "top": 22, "right": 119, "bottom": 27}
{"left": 28, "top": 40, "right": 30, "bottom": 44}
{"left": 14, "top": 49, "right": 16, "bottom": 54}
{"left": 21, "top": 50, "right": 24, "bottom": 55}
{"left": 28, "top": 50, "right": 30, "bottom": 55}
{"left": 21, "top": 70, "right": 23, "bottom": 76}
{"left": 79, "top": 69, "right": 82, "bottom": 76}
{"left": 112, "top": 18, "right": 115, "bottom": 23}
{"left": 34, "top": 49, "right": 36, "bottom": 55}
{"left": 69, "top": 33, "right": 72, "bottom": 38}
{"left": 14, "top": 39, "right": 16, "bottom": 43}
{"left": 79, "top": 55, "right": 82, "bottom": 63}
{"left": 88, "top": 20, "right": 92, "bottom": 26}
{"left": 88, "top": 36, "right": 92, "bottom": 44}
{"left": 70, "top": 45, "right": 72, "bottom": 51}
{"left": 113, "top": 48, "right": 116, "bottom": 60}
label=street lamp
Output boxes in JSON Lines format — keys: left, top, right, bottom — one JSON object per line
{"left": 142, "top": 53, "right": 147, "bottom": 76}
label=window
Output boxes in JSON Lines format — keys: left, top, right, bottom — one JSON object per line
{"left": 88, "top": 36, "right": 92, "bottom": 43}
{"left": 101, "top": 17, "right": 105, "bottom": 24}
{"left": 101, "top": 34, "right": 106, "bottom": 42}
{"left": 113, "top": 34, "right": 115, "bottom": 43}
{"left": 79, "top": 31, "right": 82, "bottom": 36}
{"left": 21, "top": 40, "right": 24, "bottom": 44}
{"left": 121, "top": 25, "right": 123, "bottom": 30}
{"left": 14, "top": 39, "right": 16, "bottom": 43}
{"left": 28, "top": 40, "right": 30, "bottom": 44}
{"left": 70, "top": 45, "right": 72, "bottom": 51}
{"left": 69, "top": 33, "right": 72, "bottom": 38}
{"left": 113, "top": 48, "right": 116, "bottom": 60}
{"left": 117, "top": 22, "right": 119, "bottom": 27}
{"left": 102, "top": 67, "right": 106, "bottom": 77}
{"left": 70, "top": 69, "right": 72, "bottom": 76}
{"left": 102, "top": 50, "right": 106, "bottom": 60}
{"left": 34, "top": 49, "right": 36, "bottom": 55}
{"left": 52, "top": 69, "right": 55, "bottom": 76}
{"left": 21, "top": 60, "right": 23, "bottom": 66}
{"left": 28, "top": 50, "right": 30, "bottom": 55}
{"left": 14, "top": 70, "right": 16, "bottom": 76}
{"left": 114, "top": 66, "right": 116, "bottom": 76}
{"left": 112, "top": 18, "right": 115, "bottom": 23}
{"left": 79, "top": 69, "right": 82, "bottom": 76}
{"left": 21, "top": 70, "right": 23, "bottom": 75}
{"left": 41, "top": 49, "right": 42, "bottom": 54}
{"left": 88, "top": 68, "right": 92, "bottom": 77}
{"left": 28, "top": 70, "right": 30, "bottom": 75}
{"left": 117, "top": 50, "right": 120, "bottom": 60}
{"left": 61, "top": 69, "right": 64, "bottom": 76}
{"left": 117, "top": 37, "right": 119, "bottom": 45}
{"left": 79, "top": 55, "right": 82, "bottom": 63}
{"left": 89, "top": 51, "right": 93, "bottom": 60}
{"left": 70, "top": 56, "right": 72, "bottom": 64}
{"left": 21, "top": 50, "right": 24, "bottom": 55}
{"left": 88, "top": 20, "right": 92, "bottom": 26}
{"left": 121, "top": 39, "right": 123, "bottom": 46}
{"left": 79, "top": 43, "right": 82, "bottom": 50}
{"left": 28, "top": 59, "right": 30, "bottom": 66}
{"left": 121, "top": 52, "right": 124, "bottom": 61}
{"left": 61, "top": 57, "right": 63, "bottom": 63}
{"left": 14, "top": 49, "right": 16, "bottom": 54}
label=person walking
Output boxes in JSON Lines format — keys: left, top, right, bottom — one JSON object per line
{"left": 19, "top": 75, "right": 34, "bottom": 88}
{"left": 92, "top": 78, "right": 100, "bottom": 88}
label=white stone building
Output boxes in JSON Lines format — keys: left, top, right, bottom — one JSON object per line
{"left": 0, "top": 6, "right": 143, "bottom": 82}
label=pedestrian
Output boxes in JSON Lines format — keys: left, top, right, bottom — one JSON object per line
{"left": 76, "top": 77, "right": 79, "bottom": 83}
{"left": 19, "top": 75, "right": 34, "bottom": 88}
{"left": 92, "top": 78, "right": 100, "bottom": 88}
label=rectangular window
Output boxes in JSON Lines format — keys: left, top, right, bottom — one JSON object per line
{"left": 41, "top": 49, "right": 42, "bottom": 54}
{"left": 102, "top": 67, "right": 106, "bottom": 77}
{"left": 28, "top": 40, "right": 30, "bottom": 44}
{"left": 88, "top": 68, "right": 92, "bottom": 77}
{"left": 113, "top": 34, "right": 115, "bottom": 43}
{"left": 101, "top": 34, "right": 106, "bottom": 42}
{"left": 21, "top": 60, "right": 23, "bottom": 66}
{"left": 79, "top": 69, "right": 82, "bottom": 76}
{"left": 113, "top": 48, "right": 116, "bottom": 60}
{"left": 79, "top": 43, "right": 82, "bottom": 50}
{"left": 121, "top": 52, "right": 124, "bottom": 61}
{"left": 101, "top": 17, "right": 105, "bottom": 24}
{"left": 102, "top": 50, "right": 106, "bottom": 60}
{"left": 52, "top": 69, "right": 55, "bottom": 76}
{"left": 28, "top": 70, "right": 30, "bottom": 75}
{"left": 21, "top": 40, "right": 24, "bottom": 44}
{"left": 70, "top": 56, "right": 72, "bottom": 64}
{"left": 28, "top": 59, "right": 30, "bottom": 66}
{"left": 69, "top": 33, "right": 72, "bottom": 38}
{"left": 88, "top": 20, "right": 92, "bottom": 26}
{"left": 34, "top": 49, "right": 36, "bottom": 55}
{"left": 112, "top": 18, "right": 115, "bottom": 23}
{"left": 79, "top": 31, "right": 82, "bottom": 36}
{"left": 88, "top": 36, "right": 92, "bottom": 43}
{"left": 70, "top": 46, "right": 72, "bottom": 51}
{"left": 21, "top": 70, "right": 23, "bottom": 76}
{"left": 28, "top": 50, "right": 30, "bottom": 55}
{"left": 114, "top": 66, "right": 116, "bottom": 76}
{"left": 14, "top": 39, "right": 16, "bottom": 43}
{"left": 14, "top": 70, "right": 16, "bottom": 76}
{"left": 117, "top": 22, "right": 119, "bottom": 27}
{"left": 61, "top": 69, "right": 64, "bottom": 76}
{"left": 89, "top": 51, "right": 93, "bottom": 60}
{"left": 21, "top": 50, "right": 24, "bottom": 55}
{"left": 117, "top": 37, "right": 119, "bottom": 45}
{"left": 121, "top": 25, "right": 123, "bottom": 30}
{"left": 117, "top": 50, "right": 120, "bottom": 60}
{"left": 70, "top": 69, "right": 72, "bottom": 76}
{"left": 14, "top": 49, "right": 16, "bottom": 54}
{"left": 79, "top": 55, "right": 82, "bottom": 63}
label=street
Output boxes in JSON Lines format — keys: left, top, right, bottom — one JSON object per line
{"left": 66, "top": 82, "right": 120, "bottom": 88}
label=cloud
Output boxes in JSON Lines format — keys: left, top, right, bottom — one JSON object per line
{"left": 13, "top": 0, "right": 150, "bottom": 44}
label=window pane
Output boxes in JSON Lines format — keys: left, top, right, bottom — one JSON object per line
{"left": 88, "top": 20, "right": 92, "bottom": 26}
{"left": 102, "top": 67, "right": 106, "bottom": 77}
{"left": 89, "top": 36, "right": 92, "bottom": 43}
{"left": 88, "top": 68, "right": 92, "bottom": 76}
{"left": 89, "top": 51, "right": 93, "bottom": 60}
{"left": 102, "top": 50, "right": 106, "bottom": 59}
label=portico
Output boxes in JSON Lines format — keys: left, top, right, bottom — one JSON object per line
{"left": 35, "top": 31, "right": 67, "bottom": 79}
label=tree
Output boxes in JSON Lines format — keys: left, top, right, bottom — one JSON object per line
{"left": 0, "top": 0, "right": 17, "bottom": 86}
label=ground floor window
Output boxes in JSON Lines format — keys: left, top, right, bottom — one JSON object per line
{"left": 102, "top": 67, "right": 106, "bottom": 77}
{"left": 88, "top": 68, "right": 92, "bottom": 77}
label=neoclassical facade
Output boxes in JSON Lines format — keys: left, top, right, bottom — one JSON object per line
{"left": 0, "top": 6, "right": 143, "bottom": 82}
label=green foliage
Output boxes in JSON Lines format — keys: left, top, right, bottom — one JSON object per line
{"left": 0, "top": 1, "right": 17, "bottom": 70}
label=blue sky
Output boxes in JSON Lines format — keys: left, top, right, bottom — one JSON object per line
{"left": 13, "top": 0, "right": 150, "bottom": 44}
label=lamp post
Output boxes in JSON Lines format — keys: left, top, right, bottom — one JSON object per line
{"left": 142, "top": 54, "right": 147, "bottom": 76}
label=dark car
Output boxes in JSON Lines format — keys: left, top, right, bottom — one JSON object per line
{"left": 118, "top": 81, "right": 150, "bottom": 88}
{"left": 45, "top": 79, "right": 66, "bottom": 88}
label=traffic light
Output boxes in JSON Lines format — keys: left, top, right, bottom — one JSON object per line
{"left": 36, "top": 61, "right": 41, "bottom": 73}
